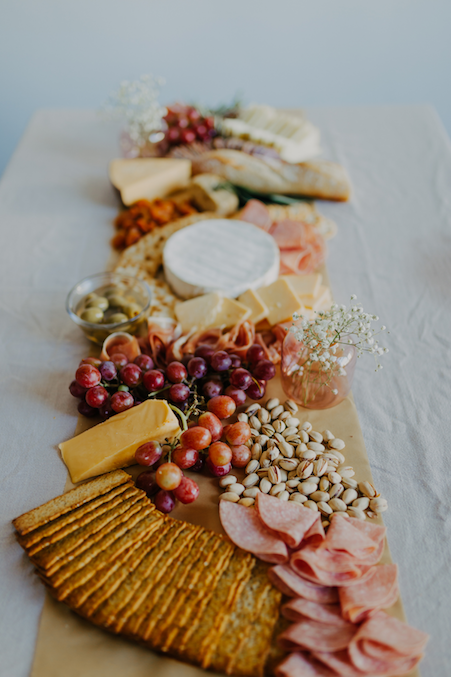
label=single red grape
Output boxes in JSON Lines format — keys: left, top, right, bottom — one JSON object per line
{"left": 252, "top": 359, "right": 276, "bottom": 381}
{"left": 134, "top": 354, "right": 154, "bottom": 372}
{"left": 169, "top": 383, "right": 190, "bottom": 403}
{"left": 135, "top": 441, "right": 162, "bottom": 467}
{"left": 156, "top": 462, "right": 183, "bottom": 491}
{"left": 110, "top": 391, "right": 134, "bottom": 413}
{"left": 193, "top": 124, "right": 207, "bottom": 139}
{"left": 197, "top": 411, "right": 223, "bottom": 442}
{"left": 136, "top": 470, "right": 159, "bottom": 496}
{"left": 173, "top": 476, "right": 199, "bottom": 504}
{"left": 154, "top": 489, "right": 176, "bottom": 513}
{"left": 99, "top": 360, "right": 117, "bottom": 381}
{"left": 98, "top": 398, "right": 115, "bottom": 420}
{"left": 247, "top": 343, "right": 266, "bottom": 364}
{"left": 69, "top": 380, "right": 86, "bottom": 398}
{"left": 143, "top": 369, "right": 165, "bottom": 392}
{"left": 207, "top": 395, "right": 236, "bottom": 419}
{"left": 230, "top": 444, "right": 252, "bottom": 468}
{"left": 230, "top": 367, "right": 252, "bottom": 390}
{"left": 166, "top": 361, "right": 187, "bottom": 383}
{"left": 190, "top": 456, "right": 204, "bottom": 472}
{"left": 202, "top": 379, "right": 223, "bottom": 399}
{"left": 225, "top": 422, "right": 252, "bottom": 446}
{"left": 208, "top": 441, "right": 232, "bottom": 466}
{"left": 224, "top": 385, "right": 247, "bottom": 406}
{"left": 181, "top": 353, "right": 194, "bottom": 366}
{"left": 167, "top": 127, "right": 181, "bottom": 144}
{"left": 229, "top": 354, "right": 242, "bottom": 368}
{"left": 110, "top": 352, "right": 129, "bottom": 369}
{"left": 206, "top": 457, "right": 232, "bottom": 477}
{"left": 79, "top": 357, "right": 102, "bottom": 368}
{"left": 180, "top": 426, "right": 212, "bottom": 451}
{"left": 194, "top": 345, "right": 215, "bottom": 363}
{"left": 120, "top": 363, "right": 143, "bottom": 387}
{"left": 205, "top": 116, "right": 214, "bottom": 129}
{"left": 246, "top": 379, "right": 266, "bottom": 400}
{"left": 77, "top": 399, "right": 97, "bottom": 418}
{"left": 75, "top": 364, "right": 101, "bottom": 389}
{"left": 172, "top": 446, "right": 199, "bottom": 469}
{"left": 178, "top": 116, "right": 189, "bottom": 128}
{"left": 211, "top": 351, "right": 232, "bottom": 372}
{"left": 180, "top": 129, "right": 196, "bottom": 145}
{"left": 188, "top": 108, "right": 201, "bottom": 122}
{"left": 85, "top": 385, "right": 108, "bottom": 408}
{"left": 187, "top": 357, "right": 207, "bottom": 379}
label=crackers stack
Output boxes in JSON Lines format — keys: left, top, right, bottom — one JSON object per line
{"left": 13, "top": 470, "right": 284, "bottom": 676}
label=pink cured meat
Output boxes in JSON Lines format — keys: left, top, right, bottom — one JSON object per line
{"left": 303, "top": 518, "right": 326, "bottom": 546}
{"left": 275, "top": 652, "right": 338, "bottom": 677}
{"left": 278, "top": 619, "right": 358, "bottom": 653}
{"left": 348, "top": 611, "right": 428, "bottom": 676}
{"left": 313, "top": 650, "right": 370, "bottom": 676}
{"left": 219, "top": 500, "right": 288, "bottom": 564}
{"left": 255, "top": 492, "right": 320, "bottom": 549}
{"left": 339, "top": 563, "right": 399, "bottom": 623}
{"left": 282, "top": 598, "right": 351, "bottom": 629}
{"left": 269, "top": 220, "right": 306, "bottom": 250}
{"left": 239, "top": 199, "right": 272, "bottom": 231}
{"left": 324, "top": 514, "right": 386, "bottom": 558}
{"left": 268, "top": 564, "right": 339, "bottom": 604}
{"left": 290, "top": 545, "right": 380, "bottom": 587}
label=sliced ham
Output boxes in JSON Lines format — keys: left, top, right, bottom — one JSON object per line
{"left": 269, "top": 219, "right": 307, "bottom": 250}
{"left": 290, "top": 545, "right": 377, "bottom": 587}
{"left": 339, "top": 563, "right": 399, "bottom": 623}
{"left": 275, "top": 652, "right": 338, "bottom": 677}
{"left": 239, "top": 199, "right": 273, "bottom": 231}
{"left": 313, "top": 650, "right": 370, "bottom": 676}
{"left": 255, "top": 493, "right": 320, "bottom": 549}
{"left": 303, "top": 518, "right": 326, "bottom": 546}
{"left": 268, "top": 564, "right": 338, "bottom": 605}
{"left": 324, "top": 514, "right": 386, "bottom": 557}
{"left": 100, "top": 332, "right": 141, "bottom": 362}
{"left": 282, "top": 598, "right": 351, "bottom": 629}
{"left": 278, "top": 619, "right": 358, "bottom": 653}
{"left": 348, "top": 611, "right": 428, "bottom": 676}
{"left": 219, "top": 500, "right": 288, "bottom": 564}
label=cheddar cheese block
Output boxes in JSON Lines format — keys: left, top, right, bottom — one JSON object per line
{"left": 59, "top": 401, "right": 180, "bottom": 483}
{"left": 257, "top": 278, "right": 304, "bottom": 326}
{"left": 282, "top": 274, "right": 322, "bottom": 299}
{"left": 109, "top": 158, "right": 191, "bottom": 206}
{"left": 238, "top": 289, "right": 269, "bottom": 324}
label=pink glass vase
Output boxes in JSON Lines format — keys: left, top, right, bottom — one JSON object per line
{"left": 280, "top": 330, "right": 357, "bottom": 409}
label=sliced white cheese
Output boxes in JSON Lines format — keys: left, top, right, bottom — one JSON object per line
{"left": 299, "top": 285, "right": 332, "bottom": 311}
{"left": 238, "top": 289, "right": 269, "bottom": 324}
{"left": 257, "top": 278, "right": 304, "bottom": 326}
{"left": 163, "top": 219, "right": 280, "bottom": 300}
{"left": 109, "top": 158, "right": 191, "bottom": 205}
{"left": 175, "top": 292, "right": 224, "bottom": 333}
{"left": 215, "top": 297, "right": 251, "bottom": 328}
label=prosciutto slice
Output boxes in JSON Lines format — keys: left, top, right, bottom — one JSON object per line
{"left": 215, "top": 321, "right": 256, "bottom": 359}
{"left": 339, "top": 563, "right": 399, "bottom": 623}
{"left": 348, "top": 611, "right": 428, "bottom": 676}
{"left": 219, "top": 500, "right": 288, "bottom": 564}
{"left": 275, "top": 652, "right": 338, "bottom": 677}
{"left": 146, "top": 318, "right": 181, "bottom": 367}
{"left": 255, "top": 493, "right": 320, "bottom": 549}
{"left": 278, "top": 619, "right": 358, "bottom": 653}
{"left": 239, "top": 199, "right": 273, "bottom": 232}
{"left": 282, "top": 598, "right": 351, "bottom": 629}
{"left": 269, "top": 219, "right": 307, "bottom": 250}
{"left": 100, "top": 332, "right": 141, "bottom": 362}
{"left": 268, "top": 564, "right": 339, "bottom": 605}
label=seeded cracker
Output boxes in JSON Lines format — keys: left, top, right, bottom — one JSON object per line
{"left": 13, "top": 469, "right": 130, "bottom": 535}
{"left": 31, "top": 494, "right": 147, "bottom": 574}
{"left": 22, "top": 486, "right": 139, "bottom": 555}
{"left": 16, "top": 482, "right": 135, "bottom": 549}
{"left": 45, "top": 509, "right": 160, "bottom": 600}
{"left": 41, "top": 502, "right": 154, "bottom": 588}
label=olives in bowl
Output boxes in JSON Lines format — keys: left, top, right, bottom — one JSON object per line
{"left": 66, "top": 272, "right": 151, "bottom": 344}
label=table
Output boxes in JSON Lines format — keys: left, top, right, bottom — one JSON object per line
{"left": 0, "top": 107, "right": 450, "bottom": 677}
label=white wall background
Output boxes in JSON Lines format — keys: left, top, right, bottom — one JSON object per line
{"left": 1, "top": 0, "right": 451, "bottom": 176}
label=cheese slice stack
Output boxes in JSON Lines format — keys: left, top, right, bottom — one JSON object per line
{"left": 109, "top": 158, "right": 191, "bottom": 205}
{"left": 59, "top": 400, "right": 180, "bottom": 483}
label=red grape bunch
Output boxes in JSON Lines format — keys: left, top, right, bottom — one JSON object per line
{"left": 161, "top": 103, "right": 215, "bottom": 149}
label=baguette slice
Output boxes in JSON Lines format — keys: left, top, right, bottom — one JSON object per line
{"left": 192, "top": 149, "right": 351, "bottom": 201}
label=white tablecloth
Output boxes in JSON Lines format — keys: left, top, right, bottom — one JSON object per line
{"left": 0, "top": 106, "right": 450, "bottom": 676}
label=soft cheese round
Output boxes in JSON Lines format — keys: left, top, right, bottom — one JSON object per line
{"left": 163, "top": 219, "right": 280, "bottom": 299}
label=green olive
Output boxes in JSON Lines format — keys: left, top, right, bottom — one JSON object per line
{"left": 103, "top": 287, "right": 124, "bottom": 300}
{"left": 80, "top": 307, "right": 104, "bottom": 324}
{"left": 125, "top": 303, "right": 143, "bottom": 318}
{"left": 85, "top": 296, "right": 109, "bottom": 311}
{"left": 107, "top": 294, "right": 127, "bottom": 308}
{"left": 84, "top": 292, "right": 98, "bottom": 303}
{"left": 107, "top": 312, "right": 129, "bottom": 324}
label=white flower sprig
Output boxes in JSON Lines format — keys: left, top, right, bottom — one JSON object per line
{"left": 104, "top": 74, "right": 167, "bottom": 147}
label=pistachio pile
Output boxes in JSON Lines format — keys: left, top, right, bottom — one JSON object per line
{"left": 218, "top": 398, "right": 388, "bottom": 528}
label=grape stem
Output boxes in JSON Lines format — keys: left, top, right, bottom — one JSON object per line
{"left": 168, "top": 404, "right": 188, "bottom": 432}
{"left": 146, "top": 385, "right": 171, "bottom": 398}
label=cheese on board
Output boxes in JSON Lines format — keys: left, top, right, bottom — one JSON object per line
{"left": 282, "top": 274, "right": 322, "bottom": 299}
{"left": 59, "top": 400, "right": 180, "bottom": 483}
{"left": 175, "top": 292, "right": 224, "bottom": 333}
{"left": 257, "top": 278, "right": 304, "bottom": 326}
{"left": 215, "top": 296, "right": 251, "bottom": 328}
{"left": 238, "top": 289, "right": 269, "bottom": 324}
{"left": 163, "top": 219, "right": 280, "bottom": 299}
{"left": 109, "top": 158, "right": 191, "bottom": 206}
{"left": 299, "top": 285, "right": 332, "bottom": 311}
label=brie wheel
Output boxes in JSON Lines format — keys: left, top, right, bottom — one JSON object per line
{"left": 163, "top": 219, "right": 280, "bottom": 299}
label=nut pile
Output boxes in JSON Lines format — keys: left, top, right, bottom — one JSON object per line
{"left": 218, "top": 398, "right": 388, "bottom": 528}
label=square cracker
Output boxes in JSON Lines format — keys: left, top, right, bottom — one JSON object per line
{"left": 13, "top": 470, "right": 130, "bottom": 535}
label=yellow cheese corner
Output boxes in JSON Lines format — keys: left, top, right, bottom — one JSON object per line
{"left": 59, "top": 400, "right": 181, "bottom": 483}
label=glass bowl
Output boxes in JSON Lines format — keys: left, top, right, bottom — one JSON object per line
{"left": 66, "top": 272, "right": 151, "bottom": 345}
